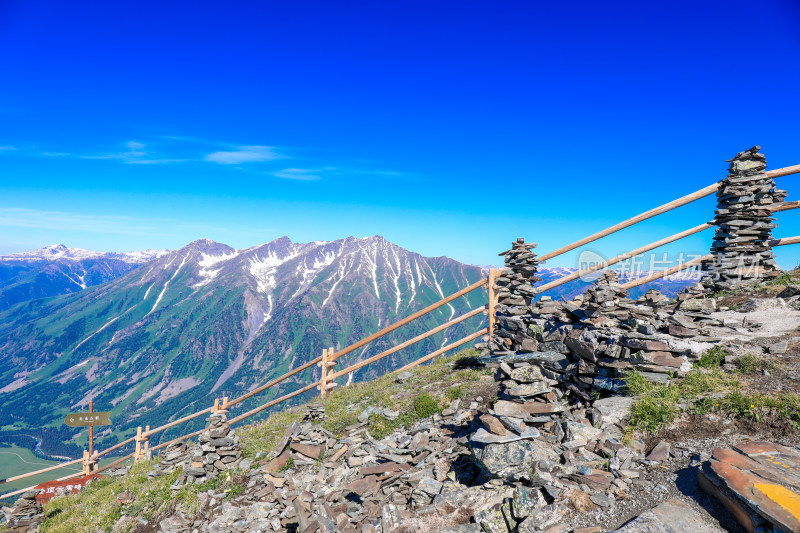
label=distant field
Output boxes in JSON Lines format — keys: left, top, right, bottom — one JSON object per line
{"left": 0, "top": 444, "right": 113, "bottom": 501}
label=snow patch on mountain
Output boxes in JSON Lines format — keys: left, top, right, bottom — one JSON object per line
{"left": 147, "top": 256, "right": 188, "bottom": 315}
{"left": 249, "top": 249, "right": 301, "bottom": 294}
{"left": 194, "top": 251, "right": 240, "bottom": 288}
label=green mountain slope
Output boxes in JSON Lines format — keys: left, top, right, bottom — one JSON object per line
{"left": 0, "top": 236, "right": 486, "bottom": 454}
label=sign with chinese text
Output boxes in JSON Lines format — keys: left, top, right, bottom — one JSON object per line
{"left": 34, "top": 474, "right": 104, "bottom": 503}
{"left": 64, "top": 412, "right": 111, "bottom": 427}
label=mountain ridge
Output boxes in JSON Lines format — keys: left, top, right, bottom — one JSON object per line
{"left": 0, "top": 235, "right": 487, "bottom": 453}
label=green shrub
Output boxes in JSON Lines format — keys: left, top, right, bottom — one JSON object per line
{"left": 225, "top": 483, "right": 245, "bottom": 500}
{"left": 413, "top": 392, "right": 439, "bottom": 418}
{"left": 445, "top": 385, "right": 464, "bottom": 401}
{"left": 695, "top": 346, "right": 728, "bottom": 368}
{"left": 368, "top": 413, "right": 395, "bottom": 439}
{"left": 764, "top": 273, "right": 796, "bottom": 286}
{"left": 734, "top": 354, "right": 759, "bottom": 373}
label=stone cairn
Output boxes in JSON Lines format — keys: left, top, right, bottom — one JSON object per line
{"left": 149, "top": 412, "right": 242, "bottom": 487}
{"left": 580, "top": 271, "right": 629, "bottom": 320}
{"left": 490, "top": 238, "right": 541, "bottom": 352}
{"left": 481, "top": 239, "right": 729, "bottom": 401}
{"left": 703, "top": 146, "right": 786, "bottom": 291}
{"left": 1, "top": 490, "right": 44, "bottom": 532}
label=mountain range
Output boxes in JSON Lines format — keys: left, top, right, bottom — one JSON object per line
{"left": 0, "top": 237, "right": 488, "bottom": 453}
{"left": 0, "top": 244, "right": 167, "bottom": 310}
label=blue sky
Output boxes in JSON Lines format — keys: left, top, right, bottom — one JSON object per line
{"left": 1, "top": 0, "right": 799, "bottom": 269}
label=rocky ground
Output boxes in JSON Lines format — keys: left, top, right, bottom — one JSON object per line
{"left": 101, "top": 314, "right": 800, "bottom": 532}
{"left": 4, "top": 285, "right": 800, "bottom": 533}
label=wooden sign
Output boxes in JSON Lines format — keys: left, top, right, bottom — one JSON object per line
{"left": 33, "top": 474, "right": 103, "bottom": 503}
{"left": 64, "top": 411, "right": 111, "bottom": 427}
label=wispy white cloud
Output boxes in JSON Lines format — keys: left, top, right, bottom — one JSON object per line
{"left": 79, "top": 141, "right": 189, "bottom": 165}
{"left": 2, "top": 137, "right": 411, "bottom": 182}
{"left": 204, "top": 145, "right": 285, "bottom": 165}
{"left": 127, "top": 158, "right": 190, "bottom": 165}
{"left": 271, "top": 168, "right": 322, "bottom": 181}
{"left": 0, "top": 207, "right": 244, "bottom": 238}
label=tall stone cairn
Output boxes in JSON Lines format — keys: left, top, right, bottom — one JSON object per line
{"left": 490, "top": 238, "right": 541, "bottom": 352}
{"left": 703, "top": 146, "right": 787, "bottom": 291}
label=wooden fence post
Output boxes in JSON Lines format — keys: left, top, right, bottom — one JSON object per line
{"left": 326, "top": 346, "right": 337, "bottom": 393}
{"left": 488, "top": 270, "right": 499, "bottom": 336}
{"left": 134, "top": 426, "right": 143, "bottom": 463}
{"left": 82, "top": 450, "right": 90, "bottom": 476}
{"left": 143, "top": 425, "right": 151, "bottom": 460}
{"left": 319, "top": 348, "right": 329, "bottom": 398}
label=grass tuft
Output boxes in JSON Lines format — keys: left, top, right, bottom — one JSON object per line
{"left": 694, "top": 345, "right": 728, "bottom": 368}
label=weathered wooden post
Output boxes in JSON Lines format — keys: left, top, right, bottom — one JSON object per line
{"left": 134, "top": 426, "right": 143, "bottom": 463}
{"left": 319, "top": 348, "right": 329, "bottom": 398}
{"left": 142, "top": 425, "right": 151, "bottom": 460}
{"left": 326, "top": 346, "right": 337, "bottom": 393}
{"left": 318, "top": 347, "right": 338, "bottom": 397}
{"left": 81, "top": 450, "right": 90, "bottom": 476}
{"left": 488, "top": 269, "right": 499, "bottom": 336}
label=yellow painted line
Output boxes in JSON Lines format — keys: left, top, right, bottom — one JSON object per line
{"left": 754, "top": 482, "right": 800, "bottom": 522}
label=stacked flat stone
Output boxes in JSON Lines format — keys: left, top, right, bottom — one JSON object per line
{"left": 1, "top": 490, "right": 43, "bottom": 531}
{"left": 581, "top": 271, "right": 628, "bottom": 318}
{"left": 148, "top": 441, "right": 188, "bottom": 478}
{"left": 704, "top": 146, "right": 786, "bottom": 291}
{"left": 183, "top": 413, "right": 242, "bottom": 484}
{"left": 636, "top": 289, "right": 670, "bottom": 307}
{"left": 150, "top": 413, "right": 243, "bottom": 486}
{"left": 484, "top": 248, "right": 733, "bottom": 400}
{"left": 491, "top": 238, "right": 542, "bottom": 352}
{"left": 303, "top": 403, "right": 325, "bottom": 422}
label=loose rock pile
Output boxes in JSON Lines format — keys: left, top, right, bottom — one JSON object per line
{"left": 465, "top": 358, "right": 666, "bottom": 533}
{"left": 149, "top": 412, "right": 243, "bottom": 487}
{"left": 703, "top": 146, "right": 786, "bottom": 291}
{"left": 1, "top": 490, "right": 43, "bottom": 532}
{"left": 154, "top": 401, "right": 484, "bottom": 533}
{"left": 139, "top": 369, "right": 698, "bottom": 533}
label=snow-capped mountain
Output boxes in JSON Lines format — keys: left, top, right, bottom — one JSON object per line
{"left": 0, "top": 244, "right": 168, "bottom": 310}
{"left": 0, "top": 236, "right": 487, "bottom": 451}
{"left": 0, "top": 244, "right": 167, "bottom": 264}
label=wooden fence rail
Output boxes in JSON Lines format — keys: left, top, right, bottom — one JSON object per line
{"left": 621, "top": 234, "right": 800, "bottom": 290}
{"left": 328, "top": 278, "right": 488, "bottom": 363}
{"left": 537, "top": 164, "right": 800, "bottom": 263}
{"left": 620, "top": 254, "right": 712, "bottom": 290}
{"left": 325, "top": 306, "right": 487, "bottom": 382}
{"left": 536, "top": 222, "right": 713, "bottom": 295}
{"left": 3, "top": 162, "right": 799, "bottom": 502}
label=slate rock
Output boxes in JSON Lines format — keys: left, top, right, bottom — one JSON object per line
{"left": 613, "top": 499, "right": 717, "bottom": 532}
